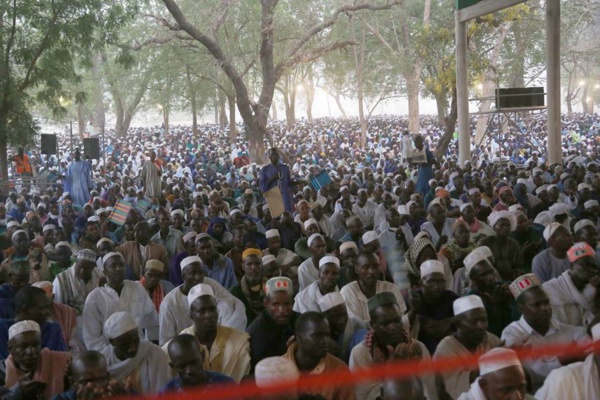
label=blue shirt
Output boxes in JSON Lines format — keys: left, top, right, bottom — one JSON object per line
{"left": 159, "top": 373, "right": 234, "bottom": 394}
{"left": 202, "top": 256, "right": 238, "bottom": 290}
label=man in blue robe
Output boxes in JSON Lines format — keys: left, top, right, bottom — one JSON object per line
{"left": 64, "top": 149, "right": 93, "bottom": 207}
{"left": 259, "top": 148, "right": 296, "bottom": 214}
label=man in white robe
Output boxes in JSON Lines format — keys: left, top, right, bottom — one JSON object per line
{"left": 542, "top": 242, "right": 598, "bottom": 327}
{"left": 140, "top": 152, "right": 161, "bottom": 199}
{"left": 158, "top": 255, "right": 246, "bottom": 346}
{"left": 352, "top": 189, "right": 377, "bottom": 229}
{"left": 82, "top": 252, "right": 157, "bottom": 351}
{"left": 297, "top": 233, "right": 327, "bottom": 291}
{"left": 535, "top": 322, "right": 600, "bottom": 399}
{"left": 458, "top": 348, "right": 534, "bottom": 400}
{"left": 433, "top": 295, "right": 502, "bottom": 400}
{"left": 53, "top": 249, "right": 103, "bottom": 315}
{"left": 101, "top": 311, "right": 171, "bottom": 394}
{"left": 293, "top": 256, "right": 340, "bottom": 313}
{"left": 319, "top": 292, "right": 365, "bottom": 363}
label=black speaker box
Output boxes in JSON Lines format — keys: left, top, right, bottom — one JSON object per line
{"left": 83, "top": 138, "right": 100, "bottom": 160}
{"left": 495, "top": 87, "right": 545, "bottom": 109}
{"left": 40, "top": 134, "right": 57, "bottom": 155}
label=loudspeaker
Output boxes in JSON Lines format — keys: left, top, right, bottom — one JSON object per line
{"left": 40, "top": 134, "right": 57, "bottom": 155}
{"left": 495, "top": 87, "right": 545, "bottom": 109}
{"left": 83, "top": 138, "right": 100, "bottom": 160}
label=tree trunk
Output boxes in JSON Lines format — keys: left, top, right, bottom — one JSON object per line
{"left": 247, "top": 121, "right": 267, "bottom": 164}
{"left": 334, "top": 93, "right": 347, "bottom": 117}
{"left": 407, "top": 77, "right": 421, "bottom": 133}
{"left": 509, "top": 24, "right": 526, "bottom": 87}
{"left": 582, "top": 85, "right": 590, "bottom": 114}
{"left": 435, "top": 91, "right": 448, "bottom": 127}
{"left": 0, "top": 112, "right": 9, "bottom": 188}
{"left": 114, "top": 98, "right": 125, "bottom": 138}
{"left": 271, "top": 103, "right": 278, "bottom": 120}
{"left": 218, "top": 92, "right": 227, "bottom": 129}
{"left": 162, "top": 106, "right": 169, "bottom": 135}
{"left": 434, "top": 86, "right": 458, "bottom": 160}
{"left": 352, "top": 19, "right": 367, "bottom": 147}
{"left": 228, "top": 93, "right": 236, "bottom": 145}
{"left": 77, "top": 102, "right": 85, "bottom": 140}
{"left": 284, "top": 88, "right": 296, "bottom": 130}
{"left": 306, "top": 65, "right": 315, "bottom": 122}
{"left": 91, "top": 54, "right": 105, "bottom": 135}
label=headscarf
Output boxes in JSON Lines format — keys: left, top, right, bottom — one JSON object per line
{"left": 207, "top": 217, "right": 228, "bottom": 239}
{"left": 443, "top": 220, "right": 477, "bottom": 271}
{"left": 404, "top": 238, "right": 436, "bottom": 278}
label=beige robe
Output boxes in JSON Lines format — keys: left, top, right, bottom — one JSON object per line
{"left": 433, "top": 333, "right": 502, "bottom": 400}
{"left": 542, "top": 270, "right": 595, "bottom": 327}
{"left": 535, "top": 354, "right": 600, "bottom": 400}
{"left": 340, "top": 281, "right": 409, "bottom": 328}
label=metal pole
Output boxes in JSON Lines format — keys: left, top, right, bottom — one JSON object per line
{"left": 456, "top": 14, "right": 470, "bottom": 167}
{"left": 70, "top": 120, "right": 73, "bottom": 152}
{"left": 546, "top": 0, "right": 561, "bottom": 165}
{"left": 102, "top": 126, "right": 106, "bottom": 166}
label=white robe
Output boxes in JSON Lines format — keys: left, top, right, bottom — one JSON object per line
{"left": 53, "top": 265, "right": 104, "bottom": 315}
{"left": 420, "top": 219, "right": 456, "bottom": 247}
{"left": 293, "top": 281, "right": 338, "bottom": 313}
{"left": 535, "top": 354, "right": 600, "bottom": 400}
{"left": 457, "top": 377, "right": 536, "bottom": 400}
{"left": 158, "top": 278, "right": 247, "bottom": 346}
{"left": 349, "top": 339, "right": 437, "bottom": 400}
{"left": 82, "top": 280, "right": 158, "bottom": 351}
{"left": 542, "top": 270, "right": 596, "bottom": 327}
{"left": 102, "top": 340, "right": 171, "bottom": 394}
{"left": 340, "top": 281, "right": 409, "bottom": 328}
{"left": 352, "top": 200, "right": 378, "bottom": 228}
{"left": 298, "top": 258, "right": 319, "bottom": 291}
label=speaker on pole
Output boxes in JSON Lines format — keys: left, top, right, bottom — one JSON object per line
{"left": 40, "top": 134, "right": 57, "bottom": 155}
{"left": 83, "top": 138, "right": 100, "bottom": 160}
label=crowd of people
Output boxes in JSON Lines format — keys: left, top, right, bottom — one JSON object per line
{"left": 0, "top": 112, "right": 599, "bottom": 399}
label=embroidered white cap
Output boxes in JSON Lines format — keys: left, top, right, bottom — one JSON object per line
{"left": 362, "top": 231, "right": 379, "bottom": 245}
{"left": 187, "top": 283, "right": 215, "bottom": 308}
{"left": 535, "top": 185, "right": 548, "bottom": 195}
{"left": 543, "top": 222, "right": 564, "bottom": 242}
{"left": 255, "top": 357, "right": 300, "bottom": 388}
{"left": 7, "top": 221, "right": 20, "bottom": 229}
{"left": 42, "top": 224, "right": 55, "bottom": 233}
{"left": 488, "top": 210, "right": 517, "bottom": 231}
{"left": 453, "top": 295, "right": 485, "bottom": 316}
{"left": 318, "top": 292, "right": 346, "bottom": 312}
{"left": 585, "top": 200, "right": 599, "bottom": 210}
{"left": 574, "top": 219, "right": 595, "bottom": 234}
{"left": 420, "top": 260, "right": 444, "bottom": 278}
{"left": 265, "top": 229, "right": 280, "bottom": 239}
{"left": 8, "top": 320, "right": 40, "bottom": 340}
{"left": 479, "top": 348, "right": 522, "bottom": 376}
{"left": 464, "top": 247, "right": 493, "bottom": 277}
{"left": 170, "top": 209, "right": 184, "bottom": 217}
{"left": 304, "top": 218, "right": 318, "bottom": 230}
{"left": 262, "top": 254, "right": 277, "bottom": 264}
{"left": 319, "top": 255, "right": 340, "bottom": 270}
{"left": 104, "top": 311, "right": 138, "bottom": 339}
{"left": 180, "top": 255, "right": 202, "bottom": 271}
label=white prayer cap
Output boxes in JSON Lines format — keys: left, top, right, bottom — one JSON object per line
{"left": 319, "top": 255, "right": 340, "bottom": 270}
{"left": 31, "top": 281, "right": 52, "bottom": 291}
{"left": 339, "top": 241, "right": 358, "bottom": 253}
{"left": 145, "top": 259, "right": 164, "bottom": 272}
{"left": 578, "top": 183, "right": 592, "bottom": 191}
{"left": 464, "top": 247, "right": 493, "bottom": 277}
{"left": 397, "top": 205, "right": 410, "bottom": 216}
{"left": 230, "top": 208, "right": 243, "bottom": 216}
{"left": 104, "top": 311, "right": 138, "bottom": 340}
{"left": 11, "top": 229, "right": 29, "bottom": 239}
{"left": 453, "top": 295, "right": 485, "bottom": 316}
{"left": 585, "top": 200, "right": 599, "bottom": 210}
{"left": 339, "top": 186, "right": 349, "bottom": 193}
{"left": 170, "top": 209, "right": 184, "bottom": 217}
{"left": 77, "top": 249, "right": 97, "bottom": 263}
{"left": 516, "top": 178, "right": 527, "bottom": 185}
{"left": 180, "top": 255, "right": 202, "bottom": 271}
{"left": 420, "top": 260, "right": 444, "bottom": 278}
{"left": 55, "top": 241, "right": 71, "bottom": 250}
{"left": 87, "top": 216, "right": 100, "bottom": 223}
{"left": 102, "top": 251, "right": 123, "bottom": 265}
{"left": 97, "top": 238, "right": 113, "bottom": 248}
{"left": 450, "top": 172, "right": 459, "bottom": 180}
{"left": 304, "top": 218, "right": 318, "bottom": 230}
{"left": 187, "top": 283, "right": 215, "bottom": 308}
{"left": 479, "top": 348, "right": 522, "bottom": 376}
{"left": 532, "top": 167, "right": 542, "bottom": 175}
{"left": 318, "top": 292, "right": 346, "bottom": 312}
{"left": 8, "top": 320, "right": 40, "bottom": 340}
{"left": 262, "top": 204, "right": 270, "bottom": 212}
{"left": 255, "top": 357, "right": 300, "bottom": 388}
{"left": 414, "top": 231, "right": 431, "bottom": 241}
{"left": 459, "top": 202, "right": 473, "bottom": 212}
{"left": 95, "top": 208, "right": 107, "bottom": 216}
{"left": 265, "top": 229, "right": 280, "bottom": 239}
{"left": 468, "top": 188, "right": 480, "bottom": 195}
{"left": 592, "top": 322, "right": 600, "bottom": 342}
{"left": 7, "top": 221, "right": 20, "bottom": 229}
{"left": 549, "top": 203, "right": 570, "bottom": 217}
{"left": 42, "top": 224, "right": 55, "bottom": 233}
{"left": 543, "top": 222, "right": 564, "bottom": 242}
{"left": 488, "top": 211, "right": 517, "bottom": 231}
{"left": 428, "top": 179, "right": 436, "bottom": 186}
{"left": 547, "top": 184, "right": 559, "bottom": 192}
{"left": 136, "top": 188, "right": 144, "bottom": 194}
{"left": 574, "top": 219, "right": 595, "bottom": 234}
{"left": 362, "top": 231, "right": 379, "bottom": 245}
{"left": 508, "top": 204, "right": 523, "bottom": 214}
{"left": 560, "top": 172, "right": 569, "bottom": 180}
{"left": 533, "top": 211, "right": 554, "bottom": 227}
{"left": 37, "top": 203, "right": 46, "bottom": 209}
{"left": 262, "top": 254, "right": 277, "bottom": 265}
{"left": 307, "top": 233, "right": 323, "bottom": 247}
{"left": 183, "top": 232, "right": 197, "bottom": 243}
{"left": 193, "top": 191, "right": 201, "bottom": 198}
{"left": 535, "top": 185, "right": 548, "bottom": 195}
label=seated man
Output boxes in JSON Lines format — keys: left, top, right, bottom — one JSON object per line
{"left": 318, "top": 292, "right": 365, "bottom": 362}
{"left": 297, "top": 233, "right": 328, "bottom": 291}
{"left": 247, "top": 277, "right": 299, "bottom": 369}
{"left": 159, "top": 255, "right": 246, "bottom": 346}
{"left": 31, "top": 281, "right": 78, "bottom": 350}
{"left": 294, "top": 256, "right": 340, "bottom": 313}
{"left": 229, "top": 249, "right": 267, "bottom": 324}
{"left": 532, "top": 222, "right": 573, "bottom": 283}
{"left": 0, "top": 260, "right": 31, "bottom": 318}
{"left": 458, "top": 348, "right": 534, "bottom": 400}
{"left": 349, "top": 292, "right": 435, "bottom": 400}
{"left": 263, "top": 229, "right": 302, "bottom": 275}
{"left": 535, "top": 319, "right": 600, "bottom": 399}
{"left": 283, "top": 311, "right": 356, "bottom": 400}
{"left": 163, "top": 283, "right": 251, "bottom": 382}
{"left": 502, "top": 273, "right": 586, "bottom": 391}
{"left": 101, "top": 311, "right": 172, "bottom": 394}
{"left": 433, "top": 295, "right": 502, "bottom": 400}
{"left": 542, "top": 242, "right": 597, "bottom": 327}
{"left": 0, "top": 286, "right": 67, "bottom": 360}
{"left": 161, "top": 334, "right": 234, "bottom": 393}
{"left": 196, "top": 233, "right": 238, "bottom": 289}
{"left": 4, "top": 320, "right": 70, "bottom": 399}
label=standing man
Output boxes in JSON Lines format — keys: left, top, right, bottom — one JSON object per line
{"left": 141, "top": 151, "right": 162, "bottom": 199}
{"left": 64, "top": 149, "right": 93, "bottom": 207}
{"left": 411, "top": 135, "right": 437, "bottom": 196}
{"left": 259, "top": 148, "right": 295, "bottom": 215}
{"left": 13, "top": 148, "right": 32, "bottom": 178}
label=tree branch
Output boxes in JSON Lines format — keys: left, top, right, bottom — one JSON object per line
{"left": 18, "top": 12, "right": 59, "bottom": 92}
{"left": 276, "top": 40, "right": 356, "bottom": 79}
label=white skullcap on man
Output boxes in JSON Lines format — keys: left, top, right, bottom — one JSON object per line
{"left": 12, "top": 229, "right": 27, "bottom": 239}
{"left": 170, "top": 209, "right": 184, "bottom": 217}
{"left": 549, "top": 203, "right": 570, "bottom": 217}
{"left": 42, "top": 224, "right": 55, "bottom": 233}
{"left": 7, "top": 221, "right": 20, "bottom": 229}
{"left": 574, "top": 219, "right": 595, "bottom": 234}
{"left": 55, "top": 241, "right": 71, "bottom": 250}
{"left": 183, "top": 232, "right": 197, "bottom": 243}
{"left": 459, "top": 202, "right": 473, "bottom": 212}
{"left": 104, "top": 311, "right": 138, "bottom": 340}
{"left": 262, "top": 255, "right": 277, "bottom": 265}
{"left": 339, "top": 241, "right": 358, "bottom": 253}
{"left": 479, "top": 348, "right": 522, "bottom": 376}
{"left": 265, "top": 229, "right": 280, "bottom": 239}
{"left": 307, "top": 233, "right": 323, "bottom": 247}
{"left": 318, "top": 292, "right": 346, "bottom": 312}
{"left": 397, "top": 205, "right": 410, "bottom": 216}
{"left": 254, "top": 357, "right": 300, "bottom": 388}
{"left": 488, "top": 210, "right": 516, "bottom": 231}
{"left": 585, "top": 200, "right": 599, "bottom": 210}
{"left": 319, "top": 255, "right": 340, "bottom": 270}
{"left": 592, "top": 322, "right": 600, "bottom": 342}
{"left": 187, "top": 283, "right": 215, "bottom": 308}
{"left": 543, "top": 222, "right": 563, "bottom": 242}
{"left": 453, "top": 295, "right": 485, "bottom": 315}
{"left": 97, "top": 238, "right": 113, "bottom": 248}
{"left": 102, "top": 251, "right": 123, "bottom": 265}
{"left": 508, "top": 204, "right": 523, "bottom": 214}
{"left": 547, "top": 184, "right": 559, "bottom": 192}
{"left": 420, "top": 260, "right": 444, "bottom": 278}
{"left": 180, "top": 255, "right": 202, "bottom": 271}
{"left": 362, "top": 231, "right": 379, "bottom": 245}
{"left": 535, "top": 185, "right": 548, "bottom": 195}
{"left": 304, "top": 218, "right": 318, "bottom": 230}
{"left": 468, "top": 188, "right": 480, "bottom": 195}
{"left": 8, "top": 320, "right": 40, "bottom": 340}
{"left": 578, "top": 183, "right": 592, "bottom": 191}
{"left": 87, "top": 216, "right": 100, "bottom": 223}
{"left": 464, "top": 247, "right": 493, "bottom": 277}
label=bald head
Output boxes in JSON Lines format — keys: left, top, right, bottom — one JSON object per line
{"left": 72, "top": 350, "right": 109, "bottom": 385}
{"left": 382, "top": 378, "right": 424, "bottom": 400}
